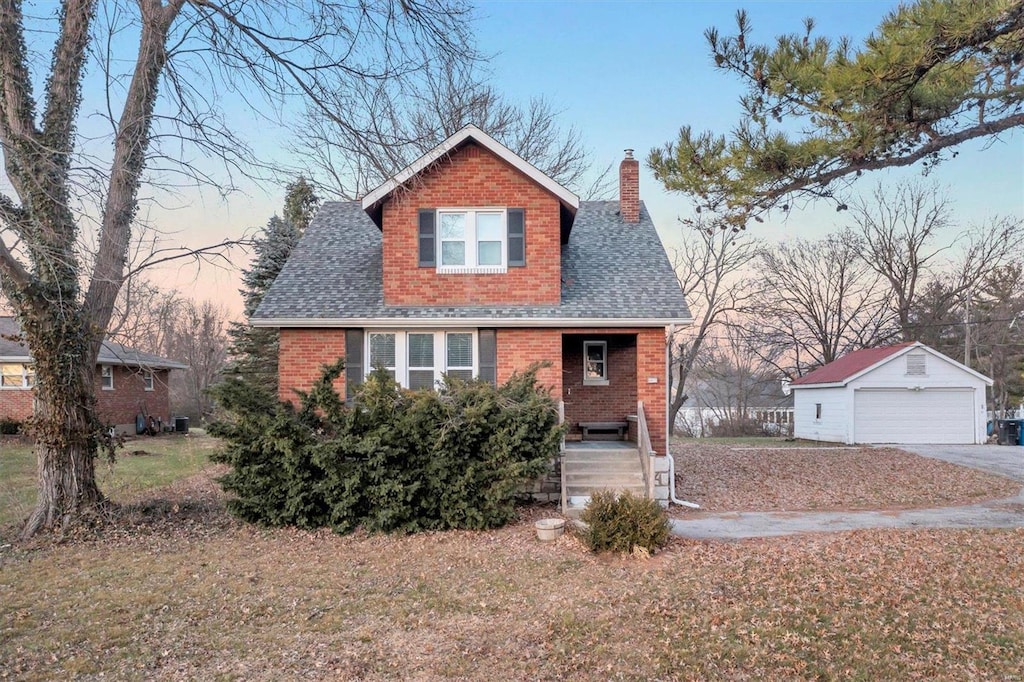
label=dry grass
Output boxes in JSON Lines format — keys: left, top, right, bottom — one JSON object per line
{"left": 1, "top": 470, "right": 1023, "bottom": 680}
{"left": 671, "top": 442, "right": 1021, "bottom": 514}
{"left": 0, "top": 432, "right": 218, "bottom": 528}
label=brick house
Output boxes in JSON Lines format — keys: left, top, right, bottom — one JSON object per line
{"left": 251, "top": 126, "right": 691, "bottom": 510}
{"left": 0, "top": 317, "right": 188, "bottom": 434}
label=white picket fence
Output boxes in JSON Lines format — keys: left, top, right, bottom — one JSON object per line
{"left": 675, "top": 406, "right": 794, "bottom": 438}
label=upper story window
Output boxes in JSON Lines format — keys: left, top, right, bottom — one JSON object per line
{"left": 101, "top": 365, "right": 114, "bottom": 390}
{"left": 439, "top": 209, "right": 505, "bottom": 271}
{"left": 1, "top": 363, "right": 34, "bottom": 389}
{"left": 419, "top": 208, "right": 525, "bottom": 274}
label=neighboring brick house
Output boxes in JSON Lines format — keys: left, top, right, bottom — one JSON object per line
{"left": 0, "top": 317, "right": 188, "bottom": 433}
{"left": 252, "top": 125, "right": 691, "bottom": 506}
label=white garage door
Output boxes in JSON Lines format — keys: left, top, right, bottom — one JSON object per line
{"left": 853, "top": 388, "right": 976, "bottom": 444}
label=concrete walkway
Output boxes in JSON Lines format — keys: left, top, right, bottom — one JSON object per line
{"left": 671, "top": 444, "right": 1024, "bottom": 540}
{"left": 671, "top": 492, "right": 1024, "bottom": 540}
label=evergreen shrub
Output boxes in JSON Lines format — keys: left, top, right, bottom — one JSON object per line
{"left": 579, "top": 490, "right": 671, "bottom": 554}
{"left": 209, "top": 361, "right": 562, "bottom": 534}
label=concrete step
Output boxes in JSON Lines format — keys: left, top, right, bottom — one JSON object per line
{"left": 564, "top": 472, "right": 644, "bottom": 485}
{"left": 562, "top": 453, "right": 640, "bottom": 465}
{"left": 563, "top": 447, "right": 639, "bottom": 457}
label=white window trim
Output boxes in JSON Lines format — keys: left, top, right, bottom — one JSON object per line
{"left": 814, "top": 403, "right": 822, "bottom": 421}
{"left": 143, "top": 370, "right": 155, "bottom": 392}
{"left": 583, "top": 340, "right": 609, "bottom": 386}
{"left": 436, "top": 207, "right": 508, "bottom": 274}
{"left": 101, "top": 364, "right": 114, "bottom": 390}
{"left": 366, "top": 329, "right": 478, "bottom": 389}
{"left": 0, "top": 363, "right": 33, "bottom": 390}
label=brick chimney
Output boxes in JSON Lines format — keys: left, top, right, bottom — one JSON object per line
{"left": 619, "top": 149, "right": 640, "bottom": 223}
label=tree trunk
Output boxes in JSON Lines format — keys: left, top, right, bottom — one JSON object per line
{"left": 20, "top": 318, "right": 105, "bottom": 539}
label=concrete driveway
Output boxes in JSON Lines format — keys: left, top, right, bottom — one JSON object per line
{"left": 896, "top": 444, "right": 1024, "bottom": 482}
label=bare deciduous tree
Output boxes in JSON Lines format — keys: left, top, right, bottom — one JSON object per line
{"left": 746, "top": 228, "right": 895, "bottom": 376}
{"left": 853, "top": 182, "right": 1024, "bottom": 340}
{"left": 667, "top": 216, "right": 760, "bottom": 434}
{"left": 166, "top": 299, "right": 228, "bottom": 422}
{"left": 293, "top": 59, "right": 614, "bottom": 200}
{"left": 0, "top": 0, "right": 475, "bottom": 538}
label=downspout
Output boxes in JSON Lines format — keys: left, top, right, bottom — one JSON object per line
{"left": 666, "top": 324, "right": 700, "bottom": 509}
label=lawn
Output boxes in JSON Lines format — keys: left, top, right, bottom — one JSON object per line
{"left": 0, "top": 431, "right": 218, "bottom": 529}
{"left": 671, "top": 440, "right": 1021, "bottom": 513}
{"left": 2, "top": 438, "right": 1023, "bottom": 679}
{"left": 0, "top": 470, "right": 1022, "bottom": 680}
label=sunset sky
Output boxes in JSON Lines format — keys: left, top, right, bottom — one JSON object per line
{"left": 136, "top": 0, "right": 1024, "bottom": 319}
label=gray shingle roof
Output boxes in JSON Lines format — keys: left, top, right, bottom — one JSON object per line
{"left": 0, "top": 317, "right": 188, "bottom": 370}
{"left": 252, "top": 200, "right": 690, "bottom": 324}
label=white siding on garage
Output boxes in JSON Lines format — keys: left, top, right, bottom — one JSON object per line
{"left": 852, "top": 388, "right": 976, "bottom": 444}
{"left": 793, "top": 386, "right": 848, "bottom": 442}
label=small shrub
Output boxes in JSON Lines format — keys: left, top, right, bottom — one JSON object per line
{"left": 0, "top": 418, "right": 21, "bottom": 435}
{"left": 580, "top": 490, "right": 671, "bottom": 554}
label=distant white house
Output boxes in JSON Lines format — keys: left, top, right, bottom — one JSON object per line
{"left": 790, "top": 342, "right": 992, "bottom": 445}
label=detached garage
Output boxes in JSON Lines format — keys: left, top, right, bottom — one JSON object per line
{"left": 791, "top": 342, "right": 992, "bottom": 445}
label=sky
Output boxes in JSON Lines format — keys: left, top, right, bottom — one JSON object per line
{"left": 96, "top": 1, "right": 1024, "bottom": 318}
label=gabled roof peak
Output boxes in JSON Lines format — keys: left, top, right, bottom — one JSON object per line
{"left": 360, "top": 124, "right": 580, "bottom": 227}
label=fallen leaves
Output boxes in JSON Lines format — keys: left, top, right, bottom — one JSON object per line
{"left": 670, "top": 443, "right": 1020, "bottom": 513}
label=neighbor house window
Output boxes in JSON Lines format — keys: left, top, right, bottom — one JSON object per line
{"left": 143, "top": 370, "right": 154, "bottom": 391}
{"left": 815, "top": 403, "right": 822, "bottom": 420}
{"left": 438, "top": 209, "right": 507, "bottom": 272}
{"left": 906, "top": 353, "right": 926, "bottom": 376}
{"left": 101, "top": 365, "right": 114, "bottom": 390}
{"left": 366, "top": 330, "right": 477, "bottom": 389}
{"left": 0, "top": 363, "right": 33, "bottom": 388}
{"left": 583, "top": 341, "right": 608, "bottom": 385}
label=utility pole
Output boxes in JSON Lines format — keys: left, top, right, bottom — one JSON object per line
{"left": 964, "top": 290, "right": 971, "bottom": 366}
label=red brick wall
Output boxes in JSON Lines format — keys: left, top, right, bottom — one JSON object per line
{"left": 1, "top": 366, "right": 174, "bottom": 428}
{"left": 278, "top": 328, "right": 346, "bottom": 404}
{"left": 95, "top": 365, "right": 172, "bottom": 428}
{"left": 563, "top": 334, "right": 638, "bottom": 438}
{"left": 496, "top": 329, "right": 563, "bottom": 396}
{"left": 0, "top": 388, "right": 33, "bottom": 421}
{"left": 381, "top": 142, "right": 562, "bottom": 306}
{"left": 494, "top": 327, "right": 667, "bottom": 454}
{"left": 636, "top": 328, "right": 667, "bottom": 454}
{"left": 274, "top": 326, "right": 667, "bottom": 454}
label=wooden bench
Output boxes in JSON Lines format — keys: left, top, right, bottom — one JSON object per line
{"left": 579, "top": 421, "right": 629, "bottom": 441}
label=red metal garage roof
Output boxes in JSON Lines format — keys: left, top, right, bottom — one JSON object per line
{"left": 791, "top": 342, "right": 917, "bottom": 386}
